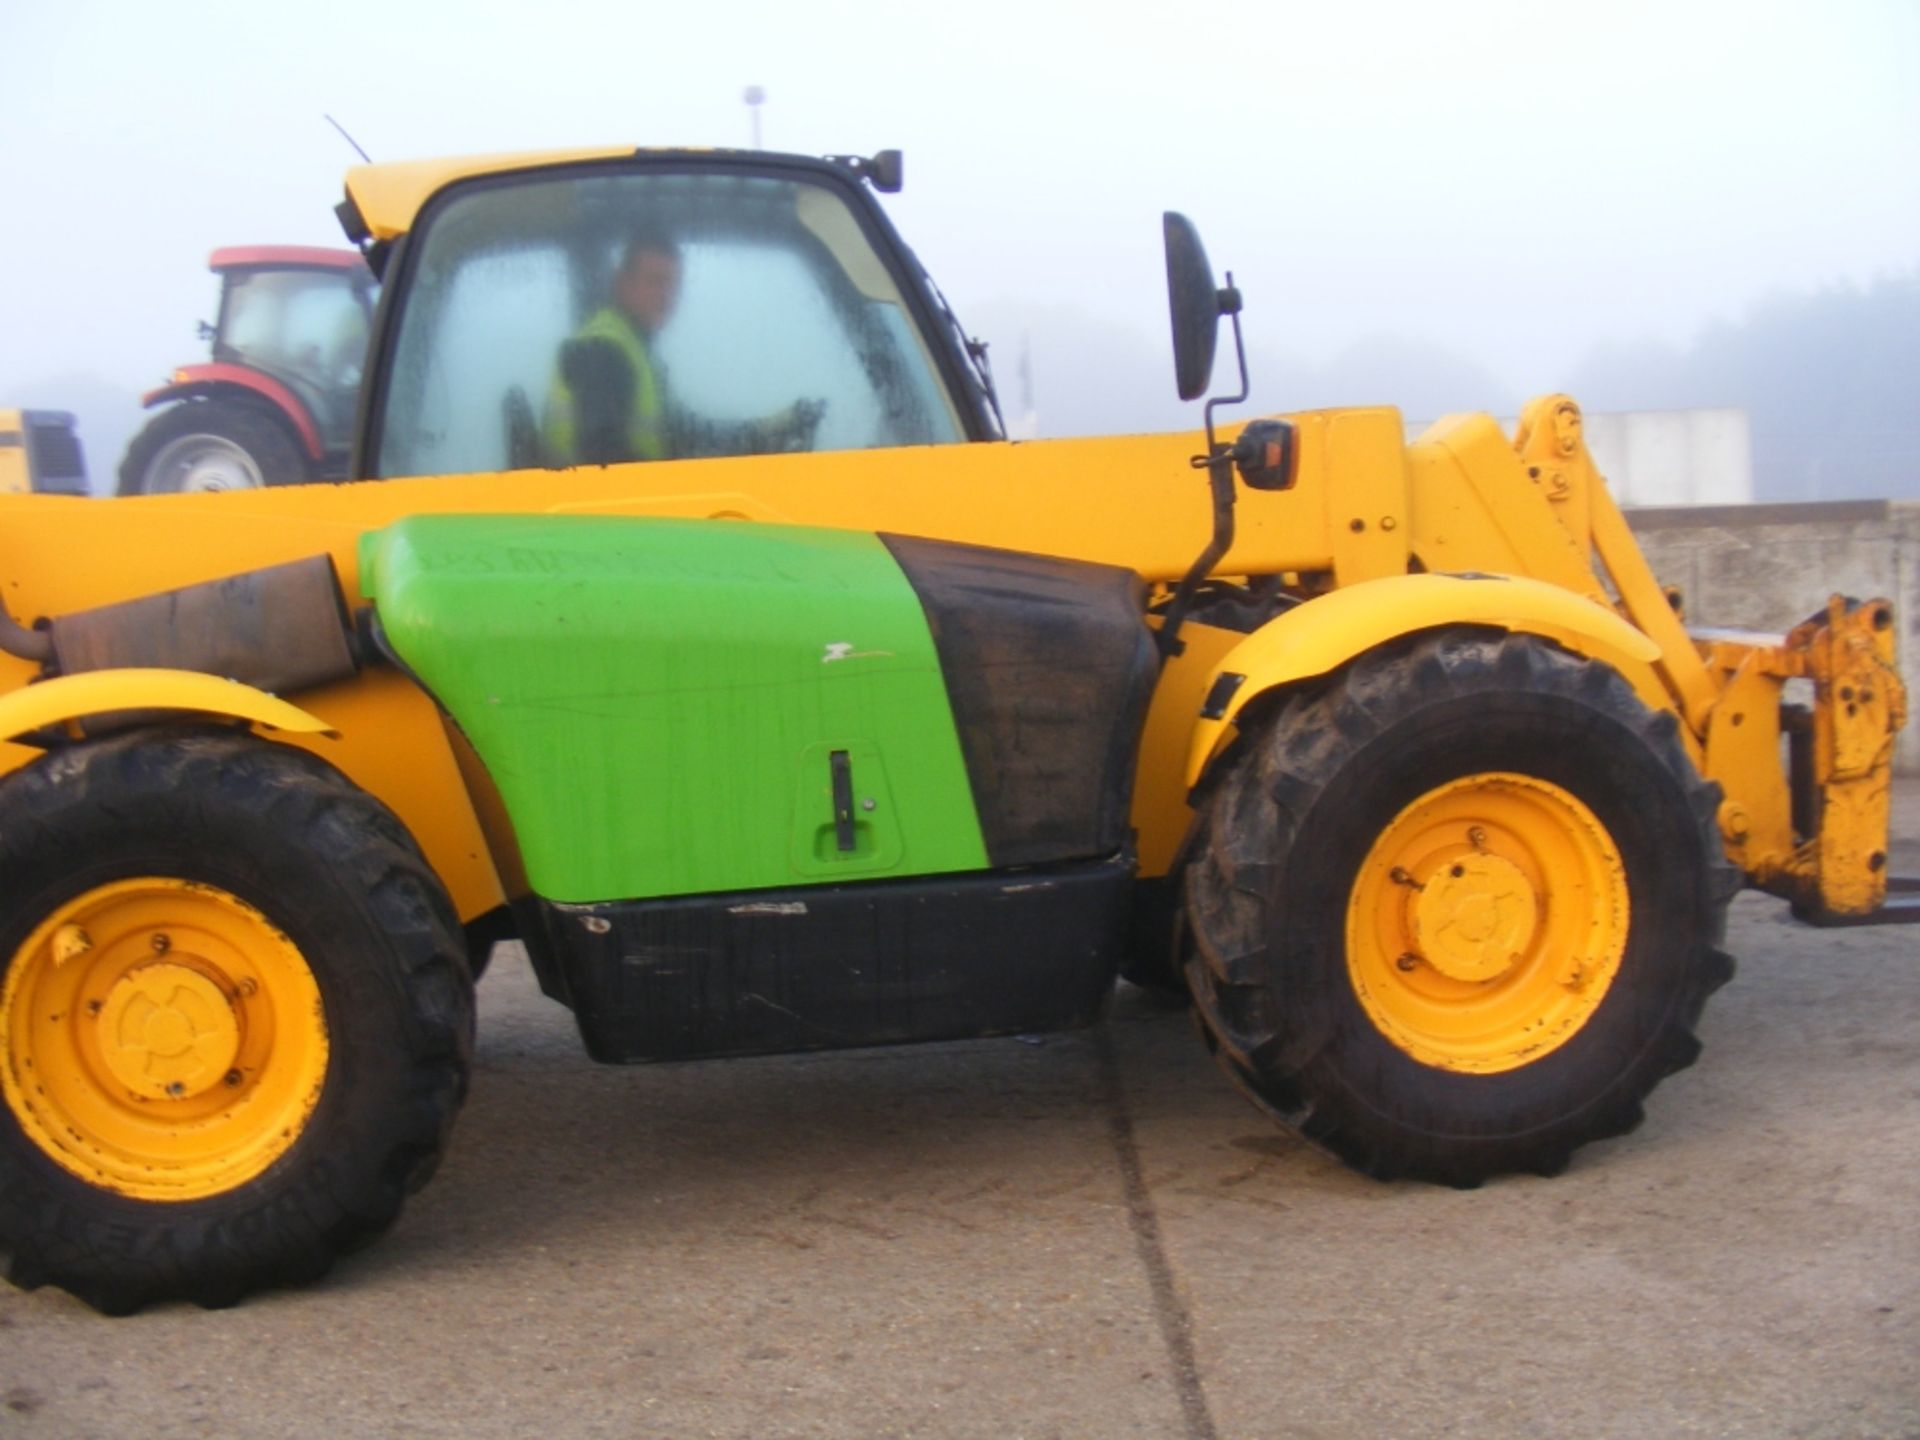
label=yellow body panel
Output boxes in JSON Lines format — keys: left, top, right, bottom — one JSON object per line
{"left": 1133, "top": 620, "right": 1245, "bottom": 876}
{"left": 1702, "top": 652, "right": 1796, "bottom": 878}
{"left": 0, "top": 668, "right": 336, "bottom": 745}
{"left": 1181, "top": 573, "right": 1666, "bottom": 789}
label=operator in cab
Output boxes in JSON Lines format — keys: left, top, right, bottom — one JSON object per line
{"left": 543, "top": 229, "right": 681, "bottom": 465}
{"left": 543, "top": 229, "right": 822, "bottom": 465}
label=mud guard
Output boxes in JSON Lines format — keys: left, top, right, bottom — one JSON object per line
{"left": 0, "top": 668, "right": 336, "bottom": 746}
{"left": 141, "top": 367, "right": 325, "bottom": 461}
{"left": 1184, "top": 572, "right": 1665, "bottom": 788}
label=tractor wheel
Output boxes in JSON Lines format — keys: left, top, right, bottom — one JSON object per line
{"left": 117, "top": 398, "right": 309, "bottom": 495}
{"left": 0, "top": 730, "right": 474, "bottom": 1312}
{"left": 1183, "top": 631, "right": 1738, "bottom": 1186}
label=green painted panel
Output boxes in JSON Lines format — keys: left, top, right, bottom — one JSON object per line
{"left": 360, "top": 514, "right": 989, "bottom": 902}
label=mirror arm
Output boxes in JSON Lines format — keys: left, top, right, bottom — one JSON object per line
{"left": 1156, "top": 444, "right": 1237, "bottom": 660}
{"left": 1200, "top": 281, "right": 1247, "bottom": 458}
{"left": 1159, "top": 288, "right": 1251, "bottom": 661}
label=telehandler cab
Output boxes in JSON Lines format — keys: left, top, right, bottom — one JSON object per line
{"left": 0, "top": 146, "right": 1907, "bottom": 1313}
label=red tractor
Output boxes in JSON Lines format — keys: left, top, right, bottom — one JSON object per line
{"left": 118, "top": 247, "right": 376, "bottom": 495}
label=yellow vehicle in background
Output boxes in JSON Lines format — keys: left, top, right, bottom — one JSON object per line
{"left": 0, "top": 145, "right": 1906, "bottom": 1313}
{"left": 0, "top": 410, "right": 88, "bottom": 496}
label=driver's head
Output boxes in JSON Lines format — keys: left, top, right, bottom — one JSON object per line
{"left": 614, "top": 230, "right": 682, "bottom": 336}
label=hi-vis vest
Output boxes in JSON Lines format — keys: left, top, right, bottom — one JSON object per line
{"left": 543, "top": 307, "right": 667, "bottom": 463}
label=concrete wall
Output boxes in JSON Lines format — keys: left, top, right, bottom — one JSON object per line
{"left": 1627, "top": 499, "right": 1920, "bottom": 773}
{"left": 1588, "top": 408, "right": 1753, "bottom": 507}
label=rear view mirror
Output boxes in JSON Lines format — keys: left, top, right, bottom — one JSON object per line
{"left": 1165, "top": 212, "right": 1224, "bottom": 401}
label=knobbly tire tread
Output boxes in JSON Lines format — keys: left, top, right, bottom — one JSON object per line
{"left": 1182, "top": 631, "right": 1738, "bottom": 1186}
{"left": 116, "top": 396, "right": 309, "bottom": 495}
{"left": 0, "top": 729, "right": 474, "bottom": 1313}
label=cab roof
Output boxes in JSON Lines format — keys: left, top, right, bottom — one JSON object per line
{"left": 341, "top": 146, "right": 722, "bottom": 244}
{"left": 209, "top": 245, "right": 369, "bottom": 273}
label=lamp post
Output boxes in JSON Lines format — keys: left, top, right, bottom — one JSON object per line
{"left": 743, "top": 86, "right": 766, "bottom": 150}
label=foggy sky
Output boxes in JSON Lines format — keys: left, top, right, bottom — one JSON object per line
{"left": 1, "top": 0, "right": 1914, "bottom": 486}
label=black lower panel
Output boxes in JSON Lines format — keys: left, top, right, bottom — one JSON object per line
{"left": 880, "top": 534, "right": 1159, "bottom": 868}
{"left": 525, "top": 857, "right": 1133, "bottom": 1063}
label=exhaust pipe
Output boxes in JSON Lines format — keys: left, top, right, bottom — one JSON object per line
{"left": 34, "top": 554, "right": 362, "bottom": 695}
{"left": 0, "top": 600, "right": 51, "bottom": 665}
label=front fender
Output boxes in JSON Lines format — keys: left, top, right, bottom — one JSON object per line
{"left": 0, "top": 668, "right": 336, "bottom": 747}
{"left": 1183, "top": 573, "right": 1665, "bottom": 788}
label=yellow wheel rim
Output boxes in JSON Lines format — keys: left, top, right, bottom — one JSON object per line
{"left": 1346, "top": 773, "right": 1629, "bottom": 1074}
{"left": 1, "top": 879, "right": 329, "bottom": 1202}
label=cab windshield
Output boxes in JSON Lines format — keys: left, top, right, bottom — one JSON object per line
{"left": 373, "top": 166, "right": 968, "bottom": 479}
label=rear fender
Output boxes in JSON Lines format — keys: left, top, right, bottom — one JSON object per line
{"left": 0, "top": 668, "right": 336, "bottom": 747}
{"left": 1183, "top": 573, "right": 1666, "bottom": 788}
{"left": 141, "top": 366, "right": 324, "bottom": 461}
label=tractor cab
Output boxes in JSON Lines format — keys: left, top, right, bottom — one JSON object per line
{"left": 205, "top": 246, "right": 376, "bottom": 446}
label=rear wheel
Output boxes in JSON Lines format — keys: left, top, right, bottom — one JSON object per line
{"left": 117, "top": 398, "right": 309, "bottom": 495}
{"left": 0, "top": 731, "right": 473, "bottom": 1312}
{"left": 1183, "top": 631, "right": 1737, "bottom": 1185}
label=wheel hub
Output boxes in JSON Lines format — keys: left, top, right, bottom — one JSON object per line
{"left": 1345, "top": 772, "right": 1630, "bottom": 1073}
{"left": 1410, "top": 853, "right": 1539, "bottom": 982}
{"left": 146, "top": 434, "right": 264, "bottom": 493}
{"left": 96, "top": 959, "right": 242, "bottom": 1100}
{"left": 2, "top": 876, "right": 328, "bottom": 1200}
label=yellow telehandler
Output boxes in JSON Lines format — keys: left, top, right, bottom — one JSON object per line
{"left": 0, "top": 410, "right": 88, "bottom": 496}
{"left": 0, "top": 146, "right": 1906, "bottom": 1312}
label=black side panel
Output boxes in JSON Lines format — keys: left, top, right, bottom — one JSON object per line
{"left": 529, "top": 857, "right": 1131, "bottom": 1063}
{"left": 881, "top": 534, "right": 1158, "bottom": 868}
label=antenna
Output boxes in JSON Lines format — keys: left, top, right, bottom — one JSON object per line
{"left": 742, "top": 86, "right": 766, "bottom": 149}
{"left": 324, "top": 114, "right": 373, "bottom": 164}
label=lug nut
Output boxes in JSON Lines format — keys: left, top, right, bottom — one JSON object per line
{"left": 224, "top": 1069, "right": 244, "bottom": 1088}
{"left": 1467, "top": 827, "right": 1487, "bottom": 849}
{"left": 1396, "top": 953, "right": 1420, "bottom": 972}
{"left": 150, "top": 933, "right": 171, "bottom": 954}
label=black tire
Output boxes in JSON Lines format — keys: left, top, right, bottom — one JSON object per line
{"left": 0, "top": 730, "right": 474, "bottom": 1312}
{"left": 116, "top": 396, "right": 310, "bottom": 496}
{"left": 1183, "top": 631, "right": 1738, "bottom": 1185}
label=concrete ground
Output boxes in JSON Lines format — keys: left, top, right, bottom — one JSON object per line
{"left": 3, "top": 786, "right": 1917, "bottom": 1439}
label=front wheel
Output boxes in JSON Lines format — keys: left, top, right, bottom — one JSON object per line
{"left": 0, "top": 731, "right": 474, "bottom": 1312}
{"left": 1183, "top": 631, "right": 1738, "bottom": 1185}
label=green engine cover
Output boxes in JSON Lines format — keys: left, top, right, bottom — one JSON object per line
{"left": 359, "top": 514, "right": 989, "bottom": 903}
